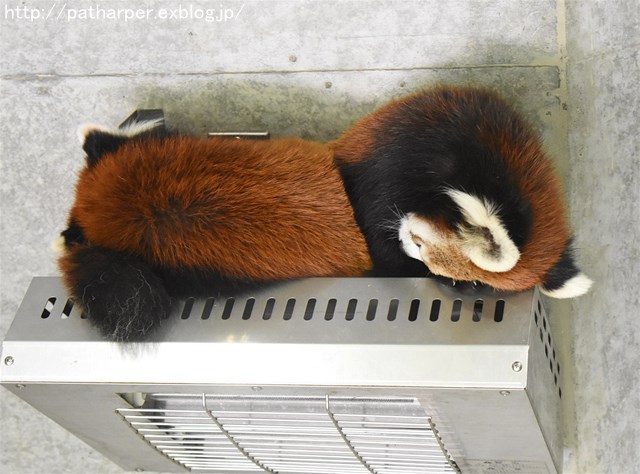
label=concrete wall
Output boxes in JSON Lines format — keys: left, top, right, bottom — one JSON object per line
{"left": 0, "top": 0, "right": 637, "bottom": 472}
{"left": 563, "top": 1, "right": 640, "bottom": 472}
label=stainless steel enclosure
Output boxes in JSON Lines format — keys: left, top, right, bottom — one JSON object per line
{"left": 1, "top": 277, "right": 562, "bottom": 473}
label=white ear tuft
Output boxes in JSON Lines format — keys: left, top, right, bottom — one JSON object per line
{"left": 50, "top": 235, "right": 66, "bottom": 255}
{"left": 540, "top": 273, "right": 593, "bottom": 298}
{"left": 117, "top": 118, "right": 164, "bottom": 137}
{"left": 77, "top": 118, "right": 163, "bottom": 144}
{"left": 77, "top": 123, "right": 112, "bottom": 144}
{"left": 447, "top": 189, "right": 520, "bottom": 272}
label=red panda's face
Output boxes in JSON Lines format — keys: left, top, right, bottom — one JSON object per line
{"left": 397, "top": 189, "right": 593, "bottom": 297}
{"left": 400, "top": 214, "right": 523, "bottom": 289}
{"left": 397, "top": 190, "right": 528, "bottom": 290}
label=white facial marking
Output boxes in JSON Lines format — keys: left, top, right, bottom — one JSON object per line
{"left": 398, "top": 214, "right": 422, "bottom": 260}
{"left": 446, "top": 189, "right": 520, "bottom": 272}
{"left": 398, "top": 213, "right": 447, "bottom": 261}
{"left": 540, "top": 273, "right": 593, "bottom": 298}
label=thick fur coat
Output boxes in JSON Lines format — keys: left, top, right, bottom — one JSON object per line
{"left": 57, "top": 85, "right": 590, "bottom": 341}
{"left": 330, "top": 85, "right": 591, "bottom": 297}
{"left": 58, "top": 124, "right": 371, "bottom": 341}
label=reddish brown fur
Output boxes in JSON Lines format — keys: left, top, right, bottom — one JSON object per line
{"left": 328, "top": 101, "right": 397, "bottom": 167}
{"left": 71, "top": 136, "right": 371, "bottom": 280}
{"left": 330, "top": 86, "right": 572, "bottom": 291}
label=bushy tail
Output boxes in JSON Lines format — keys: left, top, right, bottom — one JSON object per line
{"left": 59, "top": 245, "right": 171, "bottom": 342}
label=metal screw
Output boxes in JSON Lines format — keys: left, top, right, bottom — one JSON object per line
{"left": 16, "top": 384, "right": 26, "bottom": 390}
{"left": 499, "top": 390, "right": 511, "bottom": 397}
{"left": 251, "top": 386, "right": 263, "bottom": 392}
{"left": 288, "top": 54, "right": 297, "bottom": 62}
{"left": 512, "top": 361, "right": 523, "bottom": 372}
{"left": 4, "top": 356, "right": 14, "bottom": 366}
{"left": 324, "top": 81, "right": 332, "bottom": 89}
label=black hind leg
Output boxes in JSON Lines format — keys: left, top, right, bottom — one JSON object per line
{"left": 60, "top": 246, "right": 170, "bottom": 342}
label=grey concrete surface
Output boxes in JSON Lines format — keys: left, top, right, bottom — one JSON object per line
{"left": 561, "top": 1, "right": 640, "bottom": 473}
{"left": 0, "top": 0, "right": 637, "bottom": 473}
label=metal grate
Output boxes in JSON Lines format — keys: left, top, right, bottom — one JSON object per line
{"left": 118, "top": 395, "right": 459, "bottom": 473}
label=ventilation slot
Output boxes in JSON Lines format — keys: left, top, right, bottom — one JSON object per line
{"left": 494, "top": 300, "right": 505, "bottom": 322}
{"left": 345, "top": 299, "right": 357, "bottom": 321}
{"left": 472, "top": 299, "right": 483, "bottom": 322}
{"left": 201, "top": 298, "right": 215, "bottom": 320}
{"left": 303, "top": 299, "right": 316, "bottom": 321}
{"left": 430, "top": 299, "right": 441, "bottom": 321}
{"left": 365, "top": 299, "right": 378, "bottom": 321}
{"left": 408, "top": 299, "right": 420, "bottom": 321}
{"left": 61, "top": 299, "right": 74, "bottom": 319}
{"left": 387, "top": 299, "right": 399, "bottom": 321}
{"left": 221, "top": 298, "right": 235, "bottom": 320}
{"left": 40, "top": 297, "right": 56, "bottom": 319}
{"left": 181, "top": 298, "right": 195, "bottom": 320}
{"left": 262, "top": 298, "right": 275, "bottom": 320}
{"left": 283, "top": 298, "right": 295, "bottom": 320}
{"left": 242, "top": 298, "right": 255, "bottom": 320}
{"left": 451, "top": 300, "right": 462, "bottom": 322}
{"left": 324, "top": 299, "right": 337, "bottom": 321}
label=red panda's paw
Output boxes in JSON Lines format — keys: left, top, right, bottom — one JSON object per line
{"left": 59, "top": 246, "right": 171, "bottom": 342}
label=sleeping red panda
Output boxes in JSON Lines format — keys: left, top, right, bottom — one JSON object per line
{"left": 56, "top": 119, "right": 371, "bottom": 341}
{"left": 57, "top": 86, "right": 590, "bottom": 341}
{"left": 330, "top": 85, "right": 592, "bottom": 297}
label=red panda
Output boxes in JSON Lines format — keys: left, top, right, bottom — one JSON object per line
{"left": 56, "top": 120, "right": 371, "bottom": 341}
{"left": 57, "top": 85, "right": 591, "bottom": 342}
{"left": 330, "top": 85, "right": 592, "bottom": 297}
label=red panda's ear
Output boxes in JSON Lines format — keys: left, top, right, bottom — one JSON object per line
{"left": 447, "top": 189, "right": 521, "bottom": 272}
{"left": 77, "top": 115, "right": 164, "bottom": 168}
{"left": 78, "top": 125, "right": 129, "bottom": 168}
{"left": 541, "top": 242, "right": 592, "bottom": 298}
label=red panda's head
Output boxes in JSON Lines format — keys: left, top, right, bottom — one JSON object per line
{"left": 397, "top": 190, "right": 592, "bottom": 298}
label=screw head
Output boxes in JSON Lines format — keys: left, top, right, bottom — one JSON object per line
{"left": 512, "top": 361, "right": 523, "bottom": 372}
{"left": 499, "top": 390, "right": 511, "bottom": 397}
{"left": 251, "top": 386, "right": 263, "bottom": 392}
{"left": 16, "top": 384, "right": 26, "bottom": 390}
{"left": 4, "top": 356, "right": 14, "bottom": 366}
